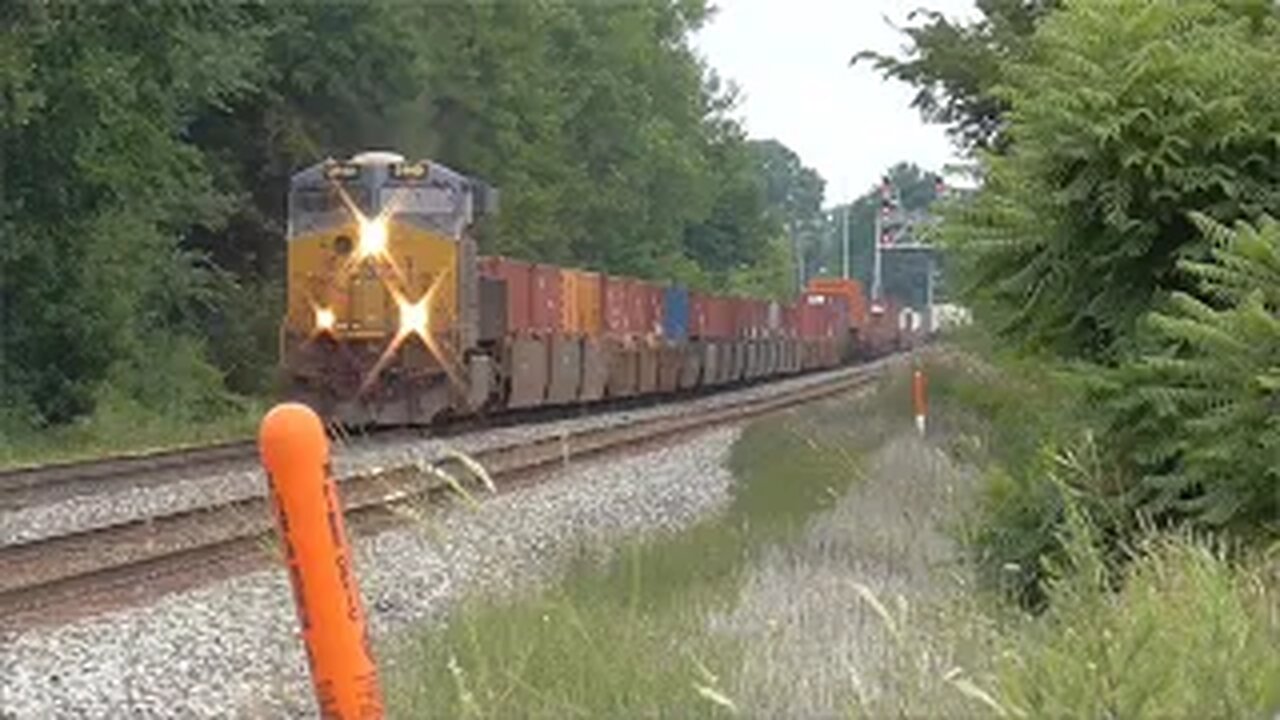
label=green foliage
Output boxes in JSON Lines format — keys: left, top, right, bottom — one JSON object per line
{"left": 984, "top": 531, "right": 1280, "bottom": 718}
{"left": 748, "top": 139, "right": 824, "bottom": 292}
{"left": 945, "top": 0, "right": 1280, "bottom": 360}
{"left": 1, "top": 1, "right": 263, "bottom": 425}
{"left": 3, "top": 0, "right": 794, "bottom": 438}
{"left": 853, "top": 1, "right": 1059, "bottom": 151}
{"left": 865, "top": 521, "right": 1280, "bottom": 718}
{"left": 923, "top": 348, "right": 1122, "bottom": 607}
{"left": 1113, "top": 214, "right": 1280, "bottom": 534}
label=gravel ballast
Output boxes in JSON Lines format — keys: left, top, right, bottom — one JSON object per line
{"left": 0, "top": 364, "right": 882, "bottom": 548}
{"left": 0, "top": 425, "right": 741, "bottom": 719}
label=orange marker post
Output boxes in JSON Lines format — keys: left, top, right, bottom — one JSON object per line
{"left": 259, "top": 403, "right": 384, "bottom": 720}
{"left": 912, "top": 368, "right": 928, "bottom": 436}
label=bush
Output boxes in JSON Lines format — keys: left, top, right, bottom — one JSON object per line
{"left": 856, "top": 525, "right": 1280, "bottom": 718}
{"left": 921, "top": 345, "right": 1130, "bottom": 608}
{"left": 985, "top": 531, "right": 1280, "bottom": 718}
{"left": 1107, "top": 214, "right": 1280, "bottom": 535}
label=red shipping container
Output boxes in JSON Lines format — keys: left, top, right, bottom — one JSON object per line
{"left": 692, "top": 292, "right": 731, "bottom": 339}
{"left": 734, "top": 297, "right": 767, "bottom": 338}
{"left": 479, "top": 256, "right": 532, "bottom": 334}
{"left": 751, "top": 299, "right": 768, "bottom": 336}
{"left": 829, "top": 295, "right": 849, "bottom": 338}
{"left": 690, "top": 292, "right": 708, "bottom": 337}
{"left": 779, "top": 302, "right": 796, "bottom": 337}
{"left": 799, "top": 292, "right": 847, "bottom": 339}
{"left": 645, "top": 283, "right": 664, "bottom": 336}
{"left": 716, "top": 296, "right": 735, "bottom": 338}
{"left": 530, "top": 264, "right": 564, "bottom": 334}
{"left": 602, "top": 275, "right": 630, "bottom": 336}
{"left": 625, "top": 280, "right": 647, "bottom": 336}
{"left": 730, "top": 297, "right": 746, "bottom": 337}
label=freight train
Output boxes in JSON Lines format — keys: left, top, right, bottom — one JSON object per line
{"left": 281, "top": 152, "right": 913, "bottom": 425}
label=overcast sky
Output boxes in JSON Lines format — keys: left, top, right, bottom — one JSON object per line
{"left": 691, "top": 0, "right": 977, "bottom": 207}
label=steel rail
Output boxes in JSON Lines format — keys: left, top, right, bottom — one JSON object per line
{"left": 0, "top": 363, "right": 888, "bottom": 628}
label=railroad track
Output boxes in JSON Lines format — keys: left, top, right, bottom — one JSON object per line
{"left": 0, "top": 367, "right": 863, "bottom": 513}
{"left": 0, "top": 440, "right": 260, "bottom": 512}
{"left": 0, "top": 363, "right": 889, "bottom": 629}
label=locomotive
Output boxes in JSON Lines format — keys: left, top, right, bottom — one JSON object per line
{"left": 281, "top": 151, "right": 910, "bottom": 426}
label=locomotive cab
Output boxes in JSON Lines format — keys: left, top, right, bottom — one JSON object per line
{"left": 282, "top": 152, "right": 498, "bottom": 425}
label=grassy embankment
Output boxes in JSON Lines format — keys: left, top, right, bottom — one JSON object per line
{"left": 385, "top": 347, "right": 1280, "bottom": 717}
{"left": 851, "top": 348, "right": 1280, "bottom": 717}
{"left": 384, "top": 370, "right": 906, "bottom": 717}
{"left": 0, "top": 398, "right": 265, "bottom": 470}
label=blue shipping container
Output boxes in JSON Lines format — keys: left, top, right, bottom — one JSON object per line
{"left": 663, "top": 285, "right": 689, "bottom": 339}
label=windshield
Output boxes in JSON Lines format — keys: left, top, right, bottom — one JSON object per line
{"left": 287, "top": 185, "right": 370, "bottom": 238}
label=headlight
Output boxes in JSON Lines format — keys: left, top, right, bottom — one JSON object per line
{"left": 358, "top": 216, "right": 388, "bottom": 258}
{"left": 398, "top": 296, "right": 429, "bottom": 338}
{"left": 314, "top": 307, "right": 336, "bottom": 332}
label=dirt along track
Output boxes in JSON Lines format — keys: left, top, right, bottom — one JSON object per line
{"left": 0, "top": 359, "right": 897, "bottom": 630}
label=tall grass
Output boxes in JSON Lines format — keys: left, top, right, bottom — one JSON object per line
{"left": 0, "top": 394, "right": 265, "bottom": 470}
{"left": 384, "top": 382, "right": 898, "bottom": 718}
{"left": 850, "top": 518, "right": 1280, "bottom": 718}
{"left": 847, "top": 349, "right": 1280, "bottom": 717}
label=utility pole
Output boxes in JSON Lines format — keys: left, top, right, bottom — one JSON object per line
{"left": 873, "top": 176, "right": 891, "bottom": 301}
{"left": 925, "top": 253, "right": 935, "bottom": 333}
{"left": 841, "top": 203, "right": 849, "bottom": 280}
{"left": 872, "top": 206, "right": 882, "bottom": 300}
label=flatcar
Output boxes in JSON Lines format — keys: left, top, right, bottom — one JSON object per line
{"left": 280, "top": 151, "right": 897, "bottom": 426}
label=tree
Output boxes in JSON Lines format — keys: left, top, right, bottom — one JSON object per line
{"left": 1, "top": 0, "right": 783, "bottom": 430}
{"left": 1113, "top": 214, "right": 1280, "bottom": 534}
{"left": 1, "top": 2, "right": 263, "bottom": 425}
{"left": 943, "top": 0, "right": 1280, "bottom": 361}
{"left": 748, "top": 139, "right": 825, "bottom": 292}
{"left": 853, "top": 0, "right": 1060, "bottom": 152}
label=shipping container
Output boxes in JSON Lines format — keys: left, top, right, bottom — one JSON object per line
{"left": 767, "top": 300, "right": 782, "bottom": 335}
{"left": 565, "top": 269, "right": 599, "bottom": 335}
{"left": 731, "top": 297, "right": 747, "bottom": 337}
{"left": 625, "top": 280, "right": 643, "bottom": 335}
{"left": 478, "top": 256, "right": 532, "bottom": 334}
{"left": 561, "top": 270, "right": 579, "bottom": 334}
{"left": 780, "top": 302, "right": 797, "bottom": 338}
{"left": 688, "top": 292, "right": 736, "bottom": 340}
{"left": 733, "top": 297, "right": 767, "bottom": 338}
{"left": 799, "top": 292, "right": 839, "bottom": 339}
{"left": 624, "top": 280, "right": 662, "bottom": 337}
{"left": 663, "top": 285, "right": 689, "bottom": 340}
{"left": 707, "top": 295, "right": 730, "bottom": 339}
{"left": 530, "top": 264, "right": 564, "bottom": 334}
{"left": 602, "top": 275, "right": 630, "bottom": 336}
{"left": 751, "top": 299, "right": 768, "bottom": 337}
{"left": 690, "top": 292, "right": 709, "bottom": 338}
{"left": 645, "top": 283, "right": 664, "bottom": 336}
